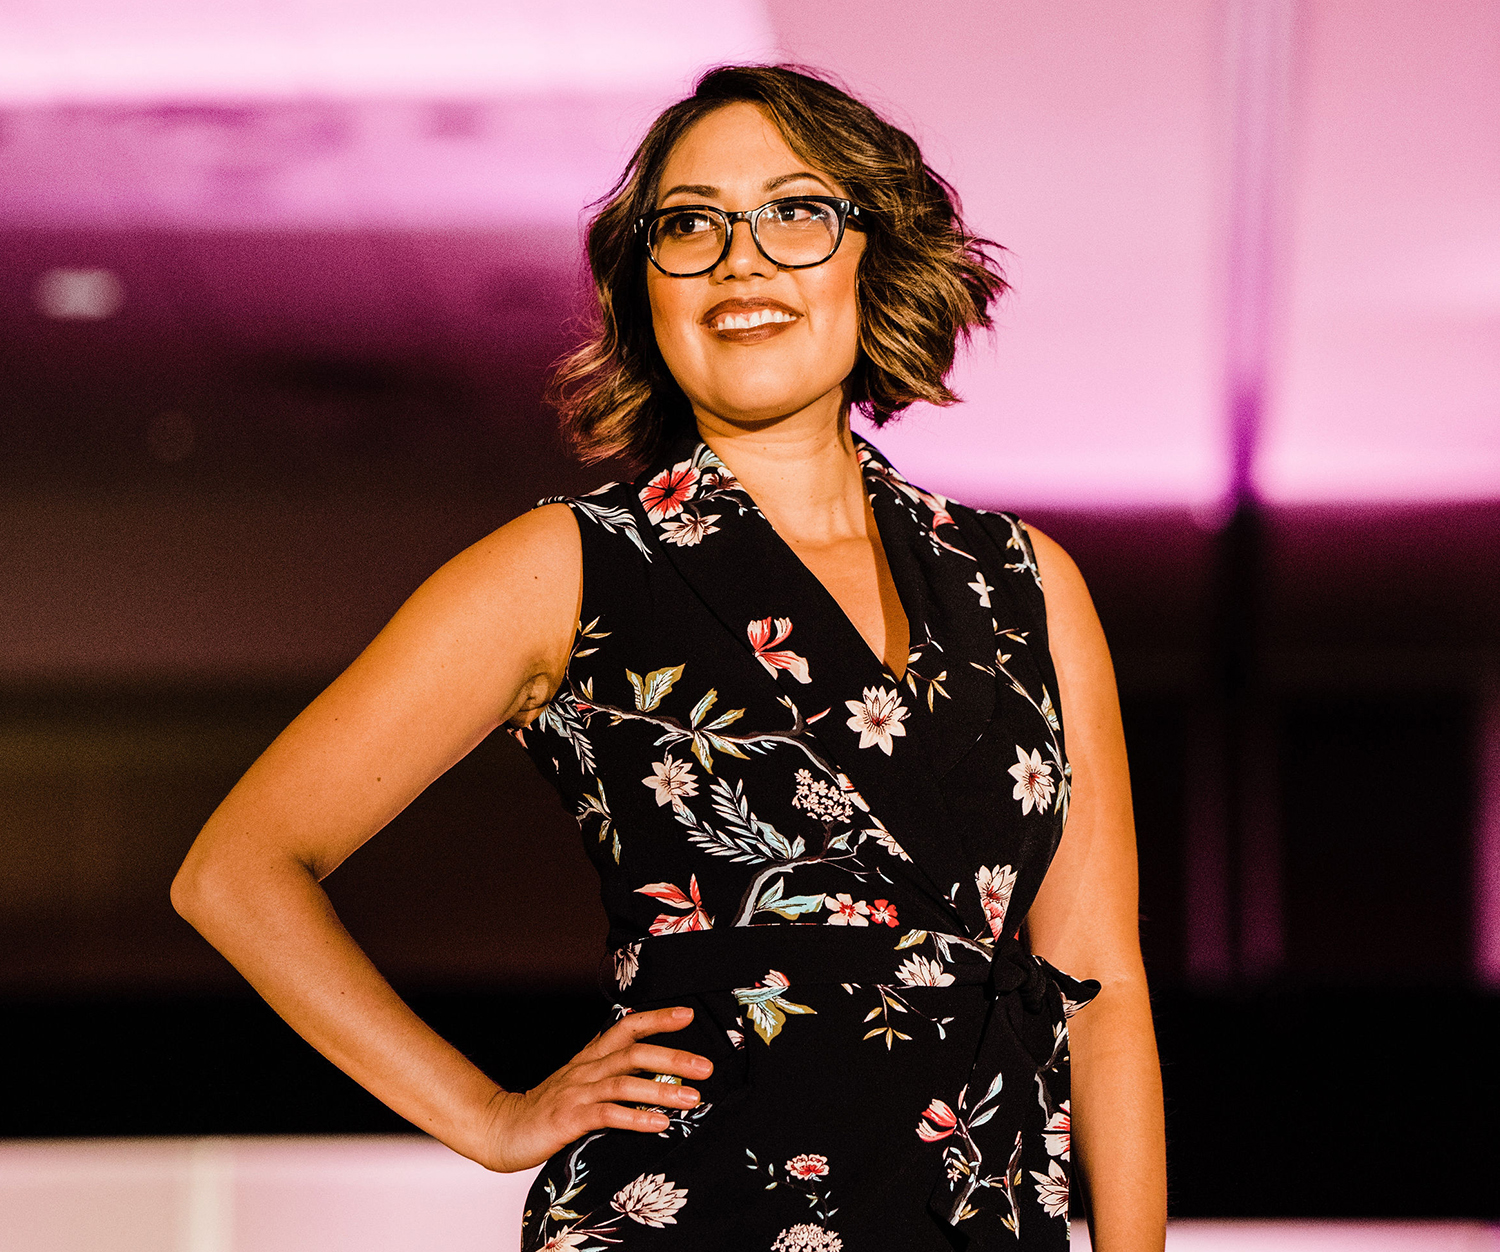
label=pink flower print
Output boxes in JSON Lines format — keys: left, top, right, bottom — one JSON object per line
{"left": 1043, "top": 1102, "right": 1071, "bottom": 1160}
{"left": 610, "top": 1172, "right": 688, "bottom": 1226}
{"left": 785, "top": 1153, "right": 830, "bottom": 1180}
{"left": 1008, "top": 745, "right": 1056, "bottom": 815}
{"left": 824, "top": 893, "right": 870, "bottom": 926}
{"left": 640, "top": 462, "right": 699, "bottom": 522}
{"left": 747, "top": 617, "right": 812, "bottom": 683}
{"left": 844, "top": 686, "right": 908, "bottom": 755}
{"left": 636, "top": 875, "right": 713, "bottom": 935}
{"left": 642, "top": 751, "right": 697, "bottom": 814}
{"left": 916, "top": 1098, "right": 958, "bottom": 1142}
{"left": 1030, "top": 1160, "right": 1070, "bottom": 1220}
{"left": 975, "top": 863, "right": 1018, "bottom": 941}
{"left": 868, "top": 899, "right": 899, "bottom": 927}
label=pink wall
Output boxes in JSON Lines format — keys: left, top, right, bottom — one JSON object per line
{"left": 2, "top": 0, "right": 1494, "bottom": 507}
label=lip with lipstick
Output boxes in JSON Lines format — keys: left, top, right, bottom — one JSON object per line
{"left": 702, "top": 298, "right": 801, "bottom": 343}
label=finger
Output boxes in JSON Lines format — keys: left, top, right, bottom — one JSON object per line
{"left": 586, "top": 1005, "right": 694, "bottom": 1058}
{"left": 595, "top": 1102, "right": 673, "bottom": 1134}
{"left": 587, "top": 1074, "right": 702, "bottom": 1109}
{"left": 589, "top": 1042, "right": 714, "bottom": 1081}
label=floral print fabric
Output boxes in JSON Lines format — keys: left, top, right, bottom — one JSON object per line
{"left": 516, "top": 435, "right": 1097, "bottom": 1251}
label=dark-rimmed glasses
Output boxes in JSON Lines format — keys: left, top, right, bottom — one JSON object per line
{"left": 636, "top": 196, "right": 865, "bottom": 278}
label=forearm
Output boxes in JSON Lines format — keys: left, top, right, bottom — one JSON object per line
{"left": 172, "top": 853, "right": 504, "bottom": 1165}
{"left": 1069, "top": 974, "right": 1166, "bottom": 1252}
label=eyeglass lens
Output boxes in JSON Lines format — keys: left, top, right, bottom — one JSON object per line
{"left": 648, "top": 199, "right": 842, "bottom": 275}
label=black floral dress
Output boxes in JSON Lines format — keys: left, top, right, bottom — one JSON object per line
{"left": 514, "top": 434, "right": 1098, "bottom": 1252}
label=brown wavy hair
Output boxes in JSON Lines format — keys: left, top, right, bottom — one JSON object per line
{"left": 548, "top": 64, "right": 1008, "bottom": 466}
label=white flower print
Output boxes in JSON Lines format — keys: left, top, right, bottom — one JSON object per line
{"left": 1043, "top": 1101, "right": 1071, "bottom": 1160}
{"left": 1030, "top": 1159, "right": 1070, "bottom": 1220}
{"left": 824, "top": 893, "right": 870, "bottom": 926}
{"left": 844, "top": 686, "right": 908, "bottom": 755}
{"left": 610, "top": 1172, "right": 688, "bottom": 1226}
{"left": 975, "top": 863, "right": 1019, "bottom": 941}
{"left": 748, "top": 617, "right": 812, "bottom": 683}
{"left": 613, "top": 940, "right": 642, "bottom": 991}
{"left": 785, "top": 1153, "right": 830, "bottom": 1180}
{"left": 772, "top": 1225, "right": 844, "bottom": 1252}
{"left": 967, "top": 572, "right": 993, "bottom": 608}
{"left": 726, "top": 1026, "right": 745, "bottom": 1049}
{"left": 660, "top": 511, "right": 720, "bottom": 546}
{"left": 792, "top": 769, "right": 854, "bottom": 825}
{"left": 539, "top": 1232, "right": 588, "bottom": 1252}
{"left": 643, "top": 751, "right": 698, "bottom": 813}
{"left": 1008, "top": 745, "right": 1056, "bottom": 815}
{"left": 896, "top": 954, "right": 956, "bottom": 987}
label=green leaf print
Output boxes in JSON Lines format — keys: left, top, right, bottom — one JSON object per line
{"left": 732, "top": 970, "right": 816, "bottom": 1044}
{"left": 627, "top": 664, "right": 684, "bottom": 712}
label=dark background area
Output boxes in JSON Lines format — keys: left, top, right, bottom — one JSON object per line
{"left": 1, "top": 230, "right": 1497, "bottom": 1219}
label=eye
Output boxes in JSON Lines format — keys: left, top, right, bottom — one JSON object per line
{"left": 767, "top": 199, "right": 834, "bottom": 226}
{"left": 661, "top": 210, "right": 718, "bottom": 238}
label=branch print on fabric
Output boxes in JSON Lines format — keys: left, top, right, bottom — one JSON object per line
{"left": 916, "top": 1075, "right": 1027, "bottom": 1232}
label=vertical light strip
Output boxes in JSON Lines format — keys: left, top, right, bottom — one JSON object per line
{"left": 1185, "top": 0, "right": 1296, "bottom": 983}
{"left": 182, "top": 1138, "right": 234, "bottom": 1252}
{"left": 1221, "top": 0, "right": 1294, "bottom": 508}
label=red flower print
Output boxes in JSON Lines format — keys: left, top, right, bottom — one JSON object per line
{"left": 868, "top": 899, "right": 899, "bottom": 927}
{"left": 785, "top": 1153, "right": 829, "bottom": 1180}
{"left": 747, "top": 617, "right": 813, "bottom": 683}
{"left": 916, "top": 1099, "right": 957, "bottom": 1142}
{"left": 636, "top": 874, "right": 713, "bottom": 935}
{"left": 640, "top": 462, "right": 700, "bottom": 522}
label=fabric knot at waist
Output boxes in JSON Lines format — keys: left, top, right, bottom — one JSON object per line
{"left": 607, "top": 924, "right": 1053, "bottom": 1012}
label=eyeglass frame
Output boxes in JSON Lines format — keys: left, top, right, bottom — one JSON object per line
{"left": 635, "top": 195, "right": 866, "bottom": 278}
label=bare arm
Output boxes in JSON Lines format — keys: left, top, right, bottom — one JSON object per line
{"left": 1025, "top": 527, "right": 1167, "bottom": 1251}
{"left": 172, "top": 504, "right": 711, "bottom": 1171}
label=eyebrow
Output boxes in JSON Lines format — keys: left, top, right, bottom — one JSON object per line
{"left": 657, "top": 171, "right": 836, "bottom": 202}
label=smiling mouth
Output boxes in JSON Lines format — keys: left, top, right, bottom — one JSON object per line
{"left": 703, "top": 300, "right": 801, "bottom": 342}
{"left": 708, "top": 307, "right": 797, "bottom": 331}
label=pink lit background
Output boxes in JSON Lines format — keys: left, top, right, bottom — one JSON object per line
{"left": 1, "top": 0, "right": 1496, "bottom": 1247}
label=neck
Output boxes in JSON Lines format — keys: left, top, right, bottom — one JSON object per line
{"left": 693, "top": 390, "right": 870, "bottom": 546}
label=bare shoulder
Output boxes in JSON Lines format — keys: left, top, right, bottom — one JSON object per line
{"left": 1022, "top": 524, "right": 1109, "bottom": 668}
{"left": 351, "top": 501, "right": 582, "bottom": 730}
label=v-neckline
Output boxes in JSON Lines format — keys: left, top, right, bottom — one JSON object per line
{"left": 751, "top": 478, "right": 913, "bottom": 686}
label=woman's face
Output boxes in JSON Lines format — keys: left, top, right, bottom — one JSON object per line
{"left": 646, "top": 101, "right": 865, "bottom": 432}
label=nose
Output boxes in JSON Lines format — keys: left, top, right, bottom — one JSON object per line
{"left": 716, "top": 216, "right": 773, "bottom": 281}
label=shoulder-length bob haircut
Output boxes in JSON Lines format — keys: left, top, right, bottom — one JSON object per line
{"left": 549, "top": 64, "right": 1008, "bottom": 466}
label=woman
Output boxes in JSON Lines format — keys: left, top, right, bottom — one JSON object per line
{"left": 174, "top": 65, "right": 1165, "bottom": 1251}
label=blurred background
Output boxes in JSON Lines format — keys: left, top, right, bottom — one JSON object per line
{"left": 1, "top": 0, "right": 1497, "bottom": 1248}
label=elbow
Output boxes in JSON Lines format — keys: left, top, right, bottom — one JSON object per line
{"left": 170, "top": 853, "right": 210, "bottom": 928}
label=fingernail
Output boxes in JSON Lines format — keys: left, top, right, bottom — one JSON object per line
{"left": 679, "top": 1088, "right": 700, "bottom": 1105}
{"left": 651, "top": 1113, "right": 670, "bottom": 1129}
{"left": 673, "top": 1006, "right": 692, "bottom": 1020}
{"left": 694, "top": 1058, "right": 713, "bottom": 1075}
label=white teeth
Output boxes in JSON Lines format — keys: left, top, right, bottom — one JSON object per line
{"left": 712, "top": 307, "right": 795, "bottom": 331}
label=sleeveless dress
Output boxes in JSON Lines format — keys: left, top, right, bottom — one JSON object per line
{"left": 514, "top": 434, "right": 1099, "bottom": 1252}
